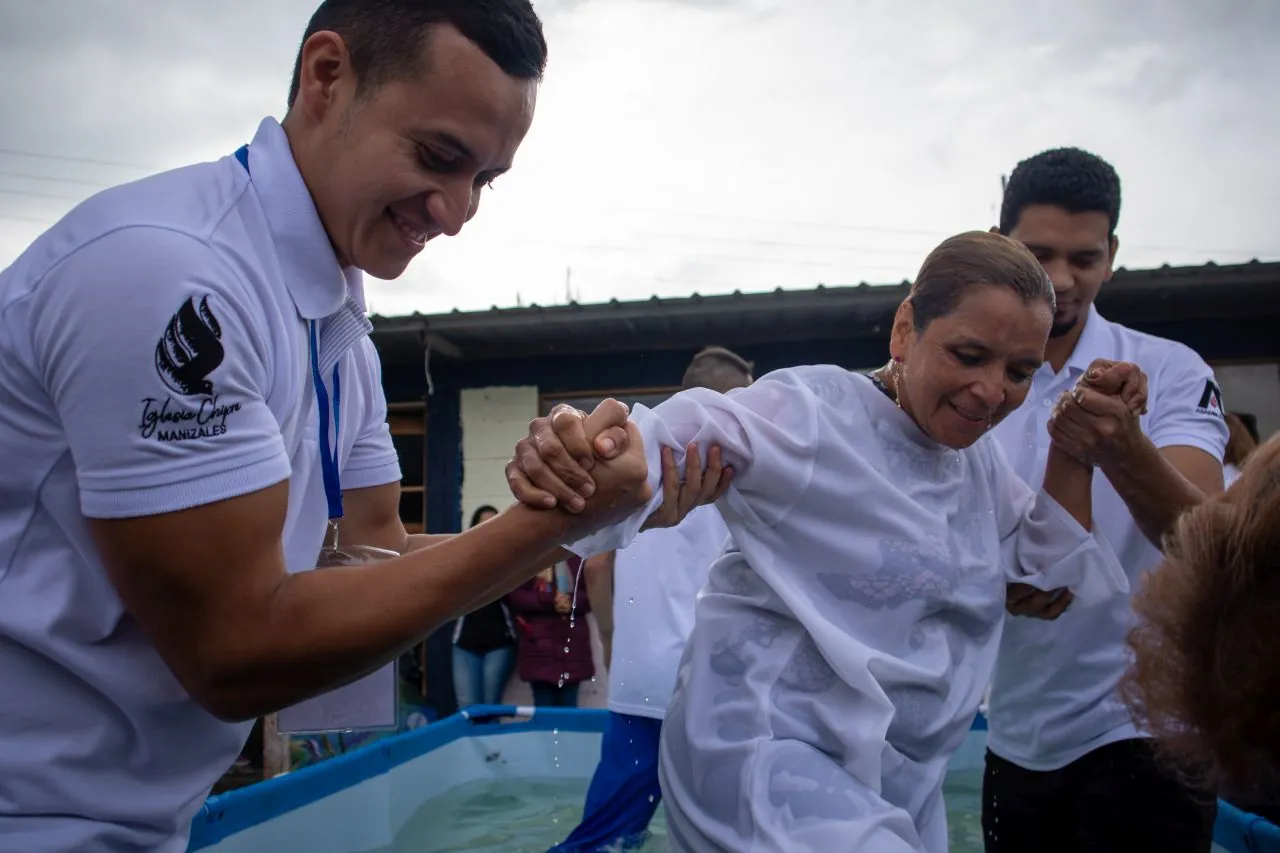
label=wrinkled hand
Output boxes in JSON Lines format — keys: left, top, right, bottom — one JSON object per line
{"left": 1006, "top": 583, "right": 1074, "bottom": 620}
{"left": 507, "top": 402, "right": 632, "bottom": 512}
{"left": 506, "top": 399, "right": 734, "bottom": 529}
{"left": 1078, "top": 359, "right": 1147, "bottom": 415}
{"left": 1048, "top": 360, "right": 1148, "bottom": 467}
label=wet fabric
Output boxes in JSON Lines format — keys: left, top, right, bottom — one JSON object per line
{"left": 567, "top": 365, "right": 1126, "bottom": 852}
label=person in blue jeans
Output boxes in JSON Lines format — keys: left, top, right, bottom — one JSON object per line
{"left": 451, "top": 506, "right": 517, "bottom": 708}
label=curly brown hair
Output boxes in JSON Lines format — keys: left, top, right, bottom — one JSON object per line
{"left": 1123, "top": 433, "right": 1280, "bottom": 794}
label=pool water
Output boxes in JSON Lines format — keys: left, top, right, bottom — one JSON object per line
{"left": 384, "top": 769, "right": 988, "bottom": 852}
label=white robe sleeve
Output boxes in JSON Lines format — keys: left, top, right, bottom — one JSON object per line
{"left": 988, "top": 439, "right": 1128, "bottom": 607}
{"left": 565, "top": 369, "right": 822, "bottom": 558}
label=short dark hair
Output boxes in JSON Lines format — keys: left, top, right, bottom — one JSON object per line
{"left": 999, "top": 147, "right": 1122, "bottom": 236}
{"left": 287, "top": 0, "right": 548, "bottom": 108}
{"left": 1225, "top": 413, "right": 1260, "bottom": 468}
{"left": 1230, "top": 411, "right": 1261, "bottom": 447}
{"left": 469, "top": 504, "right": 498, "bottom": 528}
{"left": 682, "top": 346, "right": 754, "bottom": 394}
{"left": 908, "top": 231, "right": 1055, "bottom": 332}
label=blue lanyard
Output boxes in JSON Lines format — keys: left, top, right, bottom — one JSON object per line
{"left": 235, "top": 143, "right": 343, "bottom": 521}
{"left": 309, "top": 321, "right": 344, "bottom": 521}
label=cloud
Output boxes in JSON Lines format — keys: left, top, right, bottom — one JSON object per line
{"left": 1, "top": 0, "right": 1277, "bottom": 316}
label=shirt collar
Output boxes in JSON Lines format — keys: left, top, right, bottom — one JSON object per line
{"left": 243, "top": 117, "right": 351, "bottom": 320}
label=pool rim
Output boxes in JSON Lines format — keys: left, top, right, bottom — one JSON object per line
{"left": 186, "top": 706, "right": 1277, "bottom": 853}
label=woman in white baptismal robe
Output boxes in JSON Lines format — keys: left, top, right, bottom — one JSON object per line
{"left": 557, "top": 234, "right": 1131, "bottom": 852}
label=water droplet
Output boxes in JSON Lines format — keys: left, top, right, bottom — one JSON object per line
{"left": 564, "top": 646, "right": 571, "bottom": 654}
{"left": 553, "top": 728, "right": 559, "bottom": 736}
{"left": 557, "top": 677, "right": 565, "bottom": 687}
{"left": 648, "top": 794, "right": 656, "bottom": 803}
{"left": 643, "top": 696, "right": 650, "bottom": 703}
{"left": 627, "top": 597, "right": 635, "bottom": 605}
{"left": 590, "top": 675, "right": 597, "bottom": 683}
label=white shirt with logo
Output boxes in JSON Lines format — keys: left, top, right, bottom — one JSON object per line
{"left": 567, "top": 367, "right": 1127, "bottom": 853}
{"left": 986, "top": 305, "right": 1229, "bottom": 771}
{"left": 608, "top": 505, "right": 729, "bottom": 720}
{"left": 0, "top": 117, "right": 401, "bottom": 852}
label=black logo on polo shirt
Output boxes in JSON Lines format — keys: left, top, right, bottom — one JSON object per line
{"left": 156, "top": 296, "right": 224, "bottom": 396}
{"left": 139, "top": 295, "right": 242, "bottom": 442}
{"left": 1194, "top": 378, "right": 1225, "bottom": 419}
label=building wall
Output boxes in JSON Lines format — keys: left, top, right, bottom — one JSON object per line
{"left": 459, "top": 385, "right": 538, "bottom": 524}
{"left": 1212, "top": 361, "right": 1280, "bottom": 442}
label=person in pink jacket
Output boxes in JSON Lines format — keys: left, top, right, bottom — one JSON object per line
{"left": 508, "top": 557, "right": 594, "bottom": 707}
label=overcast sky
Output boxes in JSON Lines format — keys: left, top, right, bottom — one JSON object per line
{"left": 1, "top": 0, "right": 1277, "bottom": 317}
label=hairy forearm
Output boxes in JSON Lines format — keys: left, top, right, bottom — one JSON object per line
{"left": 1101, "top": 436, "right": 1207, "bottom": 548}
{"left": 209, "top": 505, "right": 577, "bottom": 719}
{"left": 1042, "top": 445, "right": 1094, "bottom": 530}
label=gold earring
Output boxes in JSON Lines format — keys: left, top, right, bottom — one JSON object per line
{"left": 890, "top": 359, "right": 904, "bottom": 410}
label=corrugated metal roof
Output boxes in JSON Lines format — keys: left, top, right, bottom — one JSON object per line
{"left": 371, "top": 259, "right": 1280, "bottom": 362}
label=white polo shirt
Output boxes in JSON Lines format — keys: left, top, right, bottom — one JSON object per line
{"left": 0, "top": 117, "right": 402, "bottom": 852}
{"left": 608, "top": 505, "right": 729, "bottom": 720}
{"left": 986, "top": 305, "right": 1229, "bottom": 771}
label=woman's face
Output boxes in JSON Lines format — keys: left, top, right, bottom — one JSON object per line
{"left": 890, "top": 285, "right": 1052, "bottom": 450}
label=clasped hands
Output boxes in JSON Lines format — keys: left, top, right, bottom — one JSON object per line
{"left": 1007, "top": 358, "right": 1148, "bottom": 621}
{"left": 504, "top": 400, "right": 733, "bottom": 534}
{"left": 1047, "top": 358, "right": 1148, "bottom": 468}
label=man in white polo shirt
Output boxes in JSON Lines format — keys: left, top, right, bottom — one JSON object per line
{"left": 983, "top": 147, "right": 1228, "bottom": 852}
{"left": 552, "top": 346, "right": 754, "bottom": 853}
{"left": 0, "top": 3, "right": 718, "bottom": 851}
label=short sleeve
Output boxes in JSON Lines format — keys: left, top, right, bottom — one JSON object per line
{"left": 340, "top": 337, "right": 402, "bottom": 491}
{"left": 1146, "top": 344, "right": 1229, "bottom": 461}
{"left": 29, "top": 226, "right": 291, "bottom": 519}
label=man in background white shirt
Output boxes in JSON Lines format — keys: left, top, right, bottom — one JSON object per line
{"left": 552, "top": 347, "right": 754, "bottom": 852}
{"left": 983, "top": 147, "right": 1228, "bottom": 853}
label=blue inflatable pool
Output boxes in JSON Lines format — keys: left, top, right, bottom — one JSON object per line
{"left": 187, "top": 706, "right": 1278, "bottom": 852}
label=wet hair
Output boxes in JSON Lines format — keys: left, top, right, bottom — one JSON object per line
{"left": 1123, "top": 433, "right": 1280, "bottom": 795}
{"left": 287, "top": 0, "right": 547, "bottom": 108}
{"left": 469, "top": 504, "right": 499, "bottom": 528}
{"left": 907, "top": 231, "right": 1055, "bottom": 332}
{"left": 1225, "top": 412, "right": 1259, "bottom": 469}
{"left": 999, "top": 147, "right": 1122, "bottom": 237}
{"left": 681, "top": 346, "right": 754, "bottom": 394}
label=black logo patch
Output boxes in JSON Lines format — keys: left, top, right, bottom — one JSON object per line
{"left": 1194, "top": 378, "right": 1225, "bottom": 419}
{"left": 139, "top": 295, "right": 242, "bottom": 442}
{"left": 156, "top": 295, "right": 224, "bottom": 396}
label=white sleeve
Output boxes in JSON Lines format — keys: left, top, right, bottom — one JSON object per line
{"left": 988, "top": 440, "right": 1128, "bottom": 607}
{"left": 564, "top": 369, "right": 822, "bottom": 557}
{"left": 340, "top": 338, "right": 402, "bottom": 491}
{"left": 29, "top": 227, "right": 291, "bottom": 519}
{"left": 1147, "top": 344, "right": 1229, "bottom": 461}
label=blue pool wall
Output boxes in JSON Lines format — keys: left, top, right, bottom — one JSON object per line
{"left": 188, "top": 705, "right": 1279, "bottom": 853}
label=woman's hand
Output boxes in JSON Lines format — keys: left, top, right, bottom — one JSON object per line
{"left": 506, "top": 399, "right": 734, "bottom": 530}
